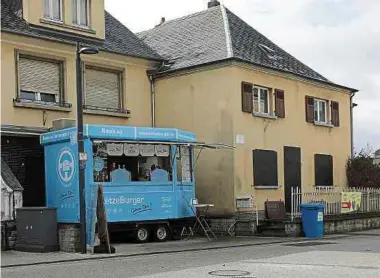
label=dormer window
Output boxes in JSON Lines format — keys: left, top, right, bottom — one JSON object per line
{"left": 43, "top": 0, "right": 62, "bottom": 21}
{"left": 72, "top": 0, "right": 89, "bottom": 27}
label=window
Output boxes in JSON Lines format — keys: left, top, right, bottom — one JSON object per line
{"left": 314, "top": 154, "right": 333, "bottom": 186}
{"left": 72, "top": 0, "right": 89, "bottom": 26}
{"left": 241, "top": 82, "right": 285, "bottom": 118}
{"left": 314, "top": 99, "right": 327, "bottom": 123}
{"left": 253, "top": 86, "right": 269, "bottom": 114}
{"left": 252, "top": 149, "right": 278, "bottom": 187}
{"left": 305, "top": 96, "right": 340, "bottom": 126}
{"left": 18, "top": 56, "right": 62, "bottom": 104}
{"left": 43, "top": 0, "right": 62, "bottom": 21}
{"left": 92, "top": 143, "right": 172, "bottom": 182}
{"left": 84, "top": 67, "right": 122, "bottom": 111}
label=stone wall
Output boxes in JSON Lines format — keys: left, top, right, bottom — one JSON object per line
{"left": 285, "top": 214, "right": 380, "bottom": 236}
{"left": 209, "top": 217, "right": 258, "bottom": 236}
{"left": 323, "top": 216, "right": 380, "bottom": 234}
{"left": 209, "top": 218, "right": 235, "bottom": 236}
{"left": 1, "top": 221, "right": 17, "bottom": 251}
{"left": 59, "top": 224, "right": 80, "bottom": 252}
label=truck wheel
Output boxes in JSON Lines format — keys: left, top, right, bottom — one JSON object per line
{"left": 154, "top": 225, "right": 170, "bottom": 242}
{"left": 136, "top": 226, "right": 150, "bottom": 243}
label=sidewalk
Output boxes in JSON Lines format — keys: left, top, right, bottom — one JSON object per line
{"left": 0, "top": 233, "right": 359, "bottom": 268}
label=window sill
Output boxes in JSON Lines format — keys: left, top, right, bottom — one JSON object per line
{"left": 13, "top": 100, "right": 72, "bottom": 112}
{"left": 39, "top": 18, "right": 96, "bottom": 34}
{"left": 252, "top": 112, "right": 278, "bottom": 120}
{"left": 84, "top": 109, "right": 131, "bottom": 118}
{"left": 314, "top": 121, "right": 334, "bottom": 128}
{"left": 254, "top": 185, "right": 280, "bottom": 189}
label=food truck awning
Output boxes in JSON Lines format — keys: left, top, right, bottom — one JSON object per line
{"left": 92, "top": 140, "right": 235, "bottom": 149}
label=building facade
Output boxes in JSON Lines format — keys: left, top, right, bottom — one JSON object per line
{"left": 1, "top": 0, "right": 358, "bottom": 219}
{"left": 1, "top": 0, "right": 161, "bottom": 206}
{"left": 139, "top": 2, "right": 358, "bottom": 215}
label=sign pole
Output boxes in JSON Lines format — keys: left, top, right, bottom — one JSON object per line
{"left": 76, "top": 42, "right": 87, "bottom": 254}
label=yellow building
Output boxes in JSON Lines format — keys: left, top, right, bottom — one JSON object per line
{"left": 138, "top": 1, "right": 358, "bottom": 216}
{"left": 1, "top": 0, "right": 357, "bottom": 220}
{"left": 1, "top": 0, "right": 161, "bottom": 206}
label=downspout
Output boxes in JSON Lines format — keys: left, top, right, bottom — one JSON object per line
{"left": 350, "top": 91, "right": 357, "bottom": 158}
{"left": 149, "top": 75, "right": 156, "bottom": 127}
{"left": 148, "top": 62, "right": 167, "bottom": 128}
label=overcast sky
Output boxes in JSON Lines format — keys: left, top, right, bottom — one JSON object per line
{"left": 105, "top": 0, "right": 380, "bottom": 153}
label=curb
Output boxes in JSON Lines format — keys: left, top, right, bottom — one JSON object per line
{"left": 1, "top": 234, "right": 354, "bottom": 269}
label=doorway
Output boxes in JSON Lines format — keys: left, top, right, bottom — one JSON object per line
{"left": 284, "top": 146, "right": 301, "bottom": 213}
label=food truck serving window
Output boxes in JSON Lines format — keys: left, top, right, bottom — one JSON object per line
{"left": 93, "top": 142, "right": 172, "bottom": 183}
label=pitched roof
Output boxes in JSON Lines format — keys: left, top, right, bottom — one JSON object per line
{"left": 138, "top": 5, "right": 357, "bottom": 91}
{"left": 1, "top": 159, "right": 23, "bottom": 191}
{"left": 139, "top": 7, "right": 229, "bottom": 71}
{"left": 1, "top": 4, "right": 162, "bottom": 61}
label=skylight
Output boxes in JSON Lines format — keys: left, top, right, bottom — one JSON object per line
{"left": 258, "top": 44, "right": 283, "bottom": 61}
{"left": 258, "top": 44, "right": 275, "bottom": 53}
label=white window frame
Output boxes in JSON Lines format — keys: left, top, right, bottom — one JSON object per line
{"left": 20, "top": 91, "right": 58, "bottom": 103}
{"left": 253, "top": 86, "right": 270, "bottom": 114}
{"left": 43, "top": 0, "right": 63, "bottom": 21}
{"left": 73, "top": 0, "right": 90, "bottom": 27}
{"left": 314, "top": 99, "right": 328, "bottom": 124}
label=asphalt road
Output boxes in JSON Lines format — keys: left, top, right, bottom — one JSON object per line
{"left": 2, "top": 233, "right": 380, "bottom": 278}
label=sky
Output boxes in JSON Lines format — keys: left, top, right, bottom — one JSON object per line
{"left": 105, "top": 0, "right": 380, "bottom": 153}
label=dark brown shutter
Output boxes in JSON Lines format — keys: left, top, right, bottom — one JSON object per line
{"left": 305, "top": 96, "right": 314, "bottom": 123}
{"left": 241, "top": 82, "right": 253, "bottom": 113}
{"left": 275, "top": 89, "right": 285, "bottom": 118}
{"left": 331, "top": 101, "right": 340, "bottom": 127}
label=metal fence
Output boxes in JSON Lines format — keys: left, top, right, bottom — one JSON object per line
{"left": 291, "top": 186, "right": 380, "bottom": 221}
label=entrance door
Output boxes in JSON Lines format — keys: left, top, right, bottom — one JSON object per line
{"left": 24, "top": 155, "right": 46, "bottom": 206}
{"left": 284, "top": 146, "right": 301, "bottom": 213}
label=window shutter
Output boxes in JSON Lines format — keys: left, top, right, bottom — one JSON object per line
{"left": 85, "top": 67, "right": 121, "bottom": 110}
{"left": 331, "top": 101, "right": 340, "bottom": 127}
{"left": 19, "top": 57, "right": 60, "bottom": 96}
{"left": 305, "top": 96, "right": 314, "bottom": 123}
{"left": 241, "top": 82, "right": 253, "bottom": 113}
{"left": 275, "top": 89, "right": 285, "bottom": 118}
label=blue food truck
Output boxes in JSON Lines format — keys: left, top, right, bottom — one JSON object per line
{"left": 40, "top": 124, "right": 207, "bottom": 244}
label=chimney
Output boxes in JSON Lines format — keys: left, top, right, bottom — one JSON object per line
{"left": 155, "top": 17, "right": 166, "bottom": 27}
{"left": 208, "top": 0, "right": 220, "bottom": 8}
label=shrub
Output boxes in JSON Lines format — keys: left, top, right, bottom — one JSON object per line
{"left": 346, "top": 148, "right": 380, "bottom": 188}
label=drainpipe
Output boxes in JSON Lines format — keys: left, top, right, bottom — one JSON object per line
{"left": 350, "top": 91, "right": 357, "bottom": 158}
{"left": 147, "top": 62, "right": 167, "bottom": 128}
{"left": 149, "top": 75, "right": 156, "bottom": 128}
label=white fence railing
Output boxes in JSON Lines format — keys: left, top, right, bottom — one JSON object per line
{"left": 291, "top": 187, "right": 380, "bottom": 221}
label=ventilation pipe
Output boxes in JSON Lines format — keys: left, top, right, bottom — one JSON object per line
{"left": 208, "top": 0, "right": 220, "bottom": 8}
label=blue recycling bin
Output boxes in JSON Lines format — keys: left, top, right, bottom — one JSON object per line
{"left": 300, "top": 203, "right": 324, "bottom": 238}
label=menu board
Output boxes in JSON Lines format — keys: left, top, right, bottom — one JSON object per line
{"left": 106, "top": 143, "right": 123, "bottom": 156}
{"left": 139, "top": 144, "right": 155, "bottom": 156}
{"left": 181, "top": 146, "right": 192, "bottom": 182}
{"left": 155, "top": 145, "right": 170, "bottom": 157}
{"left": 124, "top": 144, "right": 139, "bottom": 156}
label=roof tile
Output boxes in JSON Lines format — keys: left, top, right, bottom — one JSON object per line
{"left": 138, "top": 6, "right": 348, "bottom": 86}
{"left": 1, "top": 4, "right": 162, "bottom": 61}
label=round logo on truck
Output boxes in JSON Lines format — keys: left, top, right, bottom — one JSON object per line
{"left": 58, "top": 148, "right": 75, "bottom": 185}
